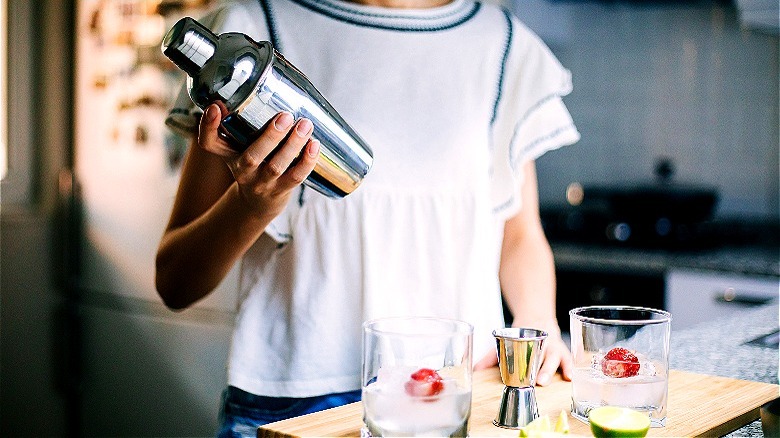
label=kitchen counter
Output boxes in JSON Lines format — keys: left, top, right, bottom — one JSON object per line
{"left": 551, "top": 242, "right": 780, "bottom": 277}
{"left": 258, "top": 304, "right": 779, "bottom": 437}
{"left": 670, "top": 303, "right": 779, "bottom": 437}
{"left": 550, "top": 241, "right": 779, "bottom": 333}
{"left": 259, "top": 370, "right": 776, "bottom": 437}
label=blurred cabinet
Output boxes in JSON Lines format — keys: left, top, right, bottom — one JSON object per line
{"left": 554, "top": 268, "right": 666, "bottom": 334}
{"left": 666, "top": 269, "right": 779, "bottom": 330}
{"left": 79, "top": 301, "right": 233, "bottom": 436}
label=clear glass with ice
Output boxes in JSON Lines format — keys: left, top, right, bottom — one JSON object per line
{"left": 569, "top": 306, "right": 671, "bottom": 427}
{"left": 362, "top": 317, "right": 473, "bottom": 437}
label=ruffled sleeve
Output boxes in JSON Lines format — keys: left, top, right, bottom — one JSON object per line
{"left": 490, "top": 14, "right": 580, "bottom": 220}
{"left": 163, "top": 1, "right": 298, "bottom": 243}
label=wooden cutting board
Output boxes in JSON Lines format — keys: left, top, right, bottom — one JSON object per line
{"left": 258, "top": 369, "right": 778, "bottom": 437}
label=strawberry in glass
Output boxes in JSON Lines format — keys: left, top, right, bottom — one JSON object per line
{"left": 601, "top": 347, "right": 640, "bottom": 378}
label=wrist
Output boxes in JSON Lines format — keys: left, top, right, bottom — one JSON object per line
{"left": 227, "top": 183, "right": 278, "bottom": 233}
{"left": 230, "top": 183, "right": 273, "bottom": 218}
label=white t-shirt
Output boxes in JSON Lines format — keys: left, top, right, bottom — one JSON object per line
{"left": 166, "top": 0, "right": 579, "bottom": 398}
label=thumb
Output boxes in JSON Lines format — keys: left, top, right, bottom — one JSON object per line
{"left": 198, "top": 104, "right": 235, "bottom": 157}
{"left": 536, "top": 350, "right": 560, "bottom": 386}
{"left": 473, "top": 350, "right": 498, "bottom": 371}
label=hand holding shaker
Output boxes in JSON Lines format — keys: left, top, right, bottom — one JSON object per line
{"left": 161, "top": 17, "right": 373, "bottom": 198}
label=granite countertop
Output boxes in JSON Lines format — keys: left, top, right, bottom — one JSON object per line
{"left": 551, "top": 242, "right": 780, "bottom": 277}
{"left": 670, "top": 303, "right": 779, "bottom": 436}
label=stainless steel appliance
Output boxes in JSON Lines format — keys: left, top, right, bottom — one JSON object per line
{"left": 545, "top": 184, "right": 720, "bottom": 249}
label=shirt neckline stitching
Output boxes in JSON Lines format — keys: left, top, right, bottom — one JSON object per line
{"left": 286, "top": 0, "right": 482, "bottom": 32}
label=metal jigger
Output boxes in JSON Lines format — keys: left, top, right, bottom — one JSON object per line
{"left": 492, "top": 328, "right": 547, "bottom": 429}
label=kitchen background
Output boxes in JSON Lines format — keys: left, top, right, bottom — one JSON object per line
{"left": 1, "top": 0, "right": 777, "bottom": 436}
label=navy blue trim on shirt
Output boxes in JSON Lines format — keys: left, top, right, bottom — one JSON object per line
{"left": 507, "top": 93, "right": 566, "bottom": 162}
{"left": 512, "top": 123, "right": 577, "bottom": 167}
{"left": 169, "top": 107, "right": 192, "bottom": 116}
{"left": 492, "top": 196, "right": 515, "bottom": 215}
{"left": 259, "top": 0, "right": 283, "bottom": 51}
{"left": 517, "top": 94, "right": 558, "bottom": 127}
{"left": 165, "top": 118, "right": 197, "bottom": 135}
{"left": 295, "top": 0, "right": 469, "bottom": 21}
{"left": 287, "top": 0, "right": 481, "bottom": 32}
{"left": 490, "top": 8, "right": 513, "bottom": 126}
{"left": 298, "top": 185, "right": 306, "bottom": 207}
{"left": 494, "top": 122, "right": 577, "bottom": 214}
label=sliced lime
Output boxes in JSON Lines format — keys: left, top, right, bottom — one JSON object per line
{"left": 588, "top": 406, "right": 650, "bottom": 438}
{"left": 519, "top": 415, "right": 551, "bottom": 437}
{"left": 519, "top": 411, "right": 573, "bottom": 437}
{"left": 554, "top": 410, "right": 569, "bottom": 434}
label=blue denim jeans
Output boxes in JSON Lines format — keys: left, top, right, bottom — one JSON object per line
{"left": 217, "top": 386, "right": 362, "bottom": 438}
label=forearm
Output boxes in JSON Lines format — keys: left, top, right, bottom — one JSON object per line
{"left": 498, "top": 160, "right": 560, "bottom": 334}
{"left": 155, "top": 182, "right": 270, "bottom": 309}
{"left": 155, "top": 107, "right": 317, "bottom": 309}
{"left": 499, "top": 229, "right": 560, "bottom": 334}
{"left": 496, "top": 161, "right": 571, "bottom": 382}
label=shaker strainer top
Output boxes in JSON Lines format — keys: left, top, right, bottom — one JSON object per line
{"left": 162, "top": 17, "right": 275, "bottom": 108}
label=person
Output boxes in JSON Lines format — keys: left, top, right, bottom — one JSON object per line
{"left": 156, "top": 0, "right": 579, "bottom": 436}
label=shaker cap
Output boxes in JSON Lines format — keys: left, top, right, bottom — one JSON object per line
{"left": 162, "top": 17, "right": 218, "bottom": 77}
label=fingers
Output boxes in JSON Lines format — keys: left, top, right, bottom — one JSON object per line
{"left": 228, "top": 112, "right": 290, "bottom": 184}
{"left": 558, "top": 345, "right": 573, "bottom": 382}
{"left": 197, "top": 104, "right": 234, "bottom": 157}
{"left": 232, "top": 112, "right": 317, "bottom": 187}
{"left": 536, "top": 351, "right": 558, "bottom": 386}
{"left": 280, "top": 138, "right": 320, "bottom": 187}
{"left": 536, "top": 337, "right": 572, "bottom": 386}
{"left": 256, "top": 117, "right": 312, "bottom": 180}
{"left": 198, "top": 106, "right": 319, "bottom": 195}
{"left": 473, "top": 350, "right": 498, "bottom": 371}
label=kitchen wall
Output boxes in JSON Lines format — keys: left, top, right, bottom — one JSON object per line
{"left": 511, "top": 0, "right": 779, "bottom": 220}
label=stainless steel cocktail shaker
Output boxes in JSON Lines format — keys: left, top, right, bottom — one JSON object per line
{"left": 161, "top": 17, "right": 373, "bottom": 198}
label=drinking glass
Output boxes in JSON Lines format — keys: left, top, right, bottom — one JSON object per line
{"left": 362, "top": 317, "right": 473, "bottom": 437}
{"left": 569, "top": 306, "right": 671, "bottom": 427}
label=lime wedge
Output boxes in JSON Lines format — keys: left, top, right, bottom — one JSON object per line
{"left": 519, "top": 415, "right": 551, "bottom": 437}
{"left": 554, "top": 410, "right": 570, "bottom": 434}
{"left": 588, "top": 406, "right": 650, "bottom": 438}
{"left": 519, "top": 411, "right": 572, "bottom": 437}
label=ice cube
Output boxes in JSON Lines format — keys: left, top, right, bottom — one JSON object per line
{"left": 600, "top": 374, "right": 667, "bottom": 410}
{"left": 638, "top": 360, "right": 657, "bottom": 377}
{"left": 591, "top": 353, "right": 601, "bottom": 370}
{"left": 375, "top": 365, "right": 416, "bottom": 394}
